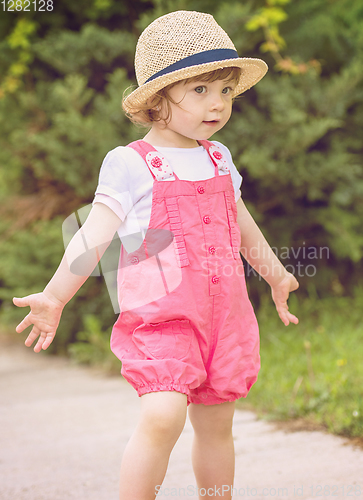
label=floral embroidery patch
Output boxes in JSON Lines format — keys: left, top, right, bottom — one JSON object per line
{"left": 145, "top": 151, "right": 175, "bottom": 181}
{"left": 208, "top": 145, "right": 229, "bottom": 173}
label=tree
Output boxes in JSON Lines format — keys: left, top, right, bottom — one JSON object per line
{"left": 1, "top": 0, "right": 362, "bottom": 352}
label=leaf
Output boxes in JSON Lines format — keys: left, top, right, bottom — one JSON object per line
{"left": 7, "top": 19, "right": 37, "bottom": 50}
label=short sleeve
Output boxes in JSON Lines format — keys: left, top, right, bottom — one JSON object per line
{"left": 93, "top": 147, "right": 134, "bottom": 218}
{"left": 212, "top": 141, "right": 242, "bottom": 201}
{"left": 93, "top": 194, "right": 126, "bottom": 221}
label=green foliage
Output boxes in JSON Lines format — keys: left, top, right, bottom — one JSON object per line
{"left": 246, "top": 6, "right": 288, "bottom": 33}
{"left": 68, "top": 314, "right": 121, "bottom": 374}
{"left": 1, "top": 0, "right": 363, "bottom": 358}
{"left": 33, "top": 24, "right": 134, "bottom": 76}
{"left": 0, "top": 17, "right": 37, "bottom": 95}
{"left": 0, "top": 219, "right": 63, "bottom": 300}
{"left": 238, "top": 289, "right": 363, "bottom": 438}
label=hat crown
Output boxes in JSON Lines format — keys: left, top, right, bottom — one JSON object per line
{"left": 135, "top": 10, "right": 236, "bottom": 86}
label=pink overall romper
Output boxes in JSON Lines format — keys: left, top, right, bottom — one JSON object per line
{"left": 110, "top": 140, "right": 260, "bottom": 405}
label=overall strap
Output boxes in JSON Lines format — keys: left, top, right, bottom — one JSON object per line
{"left": 127, "top": 140, "right": 178, "bottom": 181}
{"left": 198, "top": 140, "right": 230, "bottom": 176}
{"left": 127, "top": 140, "right": 188, "bottom": 267}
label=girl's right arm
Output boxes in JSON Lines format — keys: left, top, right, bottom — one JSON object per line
{"left": 13, "top": 203, "right": 122, "bottom": 353}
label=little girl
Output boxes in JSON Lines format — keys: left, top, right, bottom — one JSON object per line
{"left": 13, "top": 10, "right": 299, "bottom": 500}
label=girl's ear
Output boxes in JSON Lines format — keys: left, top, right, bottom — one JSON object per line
{"left": 146, "top": 92, "right": 169, "bottom": 124}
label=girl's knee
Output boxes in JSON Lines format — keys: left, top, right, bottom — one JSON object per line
{"left": 138, "top": 391, "right": 187, "bottom": 445}
{"left": 189, "top": 401, "right": 235, "bottom": 438}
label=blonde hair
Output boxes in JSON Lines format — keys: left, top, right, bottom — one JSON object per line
{"left": 123, "top": 66, "right": 242, "bottom": 127}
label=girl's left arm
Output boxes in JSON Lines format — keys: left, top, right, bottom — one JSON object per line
{"left": 236, "top": 197, "right": 299, "bottom": 326}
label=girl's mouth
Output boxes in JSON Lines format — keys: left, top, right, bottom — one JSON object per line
{"left": 203, "top": 120, "right": 220, "bottom": 126}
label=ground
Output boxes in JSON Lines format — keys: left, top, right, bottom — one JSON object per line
{"left": 1, "top": 336, "right": 362, "bottom": 500}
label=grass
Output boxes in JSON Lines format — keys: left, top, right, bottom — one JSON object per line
{"left": 237, "top": 288, "right": 363, "bottom": 439}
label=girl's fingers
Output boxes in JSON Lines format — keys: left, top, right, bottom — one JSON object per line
{"left": 13, "top": 296, "right": 29, "bottom": 308}
{"left": 33, "top": 332, "right": 46, "bottom": 352}
{"left": 32, "top": 330, "right": 54, "bottom": 352}
{"left": 278, "top": 308, "right": 299, "bottom": 326}
{"left": 16, "top": 315, "right": 32, "bottom": 334}
{"left": 279, "top": 311, "right": 289, "bottom": 326}
{"left": 41, "top": 332, "right": 54, "bottom": 351}
{"left": 276, "top": 301, "right": 299, "bottom": 326}
{"left": 287, "top": 311, "right": 299, "bottom": 325}
{"left": 13, "top": 297, "right": 34, "bottom": 333}
{"left": 25, "top": 326, "right": 40, "bottom": 347}
{"left": 34, "top": 337, "right": 45, "bottom": 353}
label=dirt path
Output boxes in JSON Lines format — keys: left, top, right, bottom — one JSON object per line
{"left": 1, "top": 342, "right": 362, "bottom": 500}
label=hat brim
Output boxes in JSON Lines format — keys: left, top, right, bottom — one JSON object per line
{"left": 123, "top": 57, "right": 268, "bottom": 114}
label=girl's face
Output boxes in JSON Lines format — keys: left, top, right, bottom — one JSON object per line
{"left": 149, "top": 78, "right": 235, "bottom": 148}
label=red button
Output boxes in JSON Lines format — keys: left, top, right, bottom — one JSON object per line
{"left": 203, "top": 215, "right": 211, "bottom": 224}
{"left": 211, "top": 275, "right": 220, "bottom": 284}
{"left": 129, "top": 256, "right": 139, "bottom": 265}
{"left": 197, "top": 186, "right": 205, "bottom": 194}
{"left": 208, "top": 246, "right": 216, "bottom": 255}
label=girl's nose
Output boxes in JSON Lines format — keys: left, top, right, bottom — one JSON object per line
{"left": 209, "top": 93, "right": 225, "bottom": 111}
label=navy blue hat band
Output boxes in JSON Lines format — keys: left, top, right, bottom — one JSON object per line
{"left": 145, "top": 48, "right": 239, "bottom": 84}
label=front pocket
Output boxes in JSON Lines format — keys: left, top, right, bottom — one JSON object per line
{"left": 118, "top": 238, "right": 183, "bottom": 312}
{"left": 132, "top": 319, "right": 193, "bottom": 360}
{"left": 118, "top": 255, "right": 166, "bottom": 312}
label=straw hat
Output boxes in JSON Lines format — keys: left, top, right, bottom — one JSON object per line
{"left": 123, "top": 10, "right": 268, "bottom": 114}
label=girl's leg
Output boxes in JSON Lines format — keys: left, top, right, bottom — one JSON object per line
{"left": 119, "top": 391, "right": 187, "bottom": 500}
{"left": 188, "top": 401, "right": 235, "bottom": 500}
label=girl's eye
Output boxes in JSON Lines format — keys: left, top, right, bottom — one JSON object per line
{"left": 222, "top": 87, "right": 233, "bottom": 95}
{"left": 194, "top": 86, "right": 207, "bottom": 94}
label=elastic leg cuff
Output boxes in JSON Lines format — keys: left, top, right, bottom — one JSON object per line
{"left": 136, "top": 382, "right": 190, "bottom": 398}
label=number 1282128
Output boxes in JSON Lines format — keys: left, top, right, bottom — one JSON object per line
{"left": 2, "top": 0, "right": 53, "bottom": 11}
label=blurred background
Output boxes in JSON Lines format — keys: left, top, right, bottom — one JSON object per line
{"left": 0, "top": 0, "right": 362, "bottom": 438}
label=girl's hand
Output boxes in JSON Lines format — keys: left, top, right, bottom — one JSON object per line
{"left": 271, "top": 273, "right": 299, "bottom": 326}
{"left": 13, "top": 292, "right": 64, "bottom": 352}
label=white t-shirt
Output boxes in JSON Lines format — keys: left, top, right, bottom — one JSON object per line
{"left": 92, "top": 140, "right": 242, "bottom": 246}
